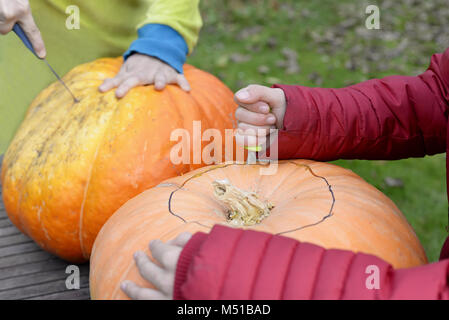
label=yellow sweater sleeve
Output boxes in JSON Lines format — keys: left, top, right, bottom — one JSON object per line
{"left": 139, "top": 0, "right": 202, "bottom": 54}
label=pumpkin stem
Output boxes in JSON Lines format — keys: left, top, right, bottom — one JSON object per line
{"left": 212, "top": 179, "right": 273, "bottom": 226}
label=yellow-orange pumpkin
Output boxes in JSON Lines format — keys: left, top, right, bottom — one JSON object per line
{"left": 1, "top": 58, "right": 237, "bottom": 262}
{"left": 90, "top": 160, "right": 427, "bottom": 300}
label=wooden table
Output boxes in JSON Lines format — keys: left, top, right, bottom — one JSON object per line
{"left": 0, "top": 155, "right": 90, "bottom": 299}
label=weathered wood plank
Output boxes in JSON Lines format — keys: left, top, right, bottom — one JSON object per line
{"left": 0, "top": 265, "right": 89, "bottom": 291}
{"left": 0, "top": 275, "right": 89, "bottom": 300}
{"left": 0, "top": 233, "right": 32, "bottom": 248}
{"left": 0, "top": 250, "right": 54, "bottom": 269}
{"left": 0, "top": 257, "right": 62, "bottom": 280}
{"left": 0, "top": 242, "right": 41, "bottom": 257}
{"left": 0, "top": 219, "right": 14, "bottom": 228}
{"left": 26, "top": 287, "right": 91, "bottom": 300}
{"left": 0, "top": 225, "right": 21, "bottom": 237}
{"left": 1, "top": 270, "right": 70, "bottom": 291}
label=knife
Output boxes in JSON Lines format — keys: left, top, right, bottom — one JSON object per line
{"left": 13, "top": 24, "right": 79, "bottom": 103}
{"left": 244, "top": 103, "right": 273, "bottom": 164}
{"left": 246, "top": 145, "right": 260, "bottom": 164}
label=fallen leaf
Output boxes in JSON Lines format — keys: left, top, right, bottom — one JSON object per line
{"left": 229, "top": 53, "right": 251, "bottom": 63}
{"left": 258, "top": 65, "right": 270, "bottom": 74}
{"left": 384, "top": 177, "right": 404, "bottom": 188}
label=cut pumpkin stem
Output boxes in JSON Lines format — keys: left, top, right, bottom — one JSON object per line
{"left": 212, "top": 179, "right": 273, "bottom": 226}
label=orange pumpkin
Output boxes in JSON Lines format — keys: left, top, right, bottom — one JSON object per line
{"left": 90, "top": 160, "right": 427, "bottom": 300}
{"left": 1, "top": 57, "right": 237, "bottom": 262}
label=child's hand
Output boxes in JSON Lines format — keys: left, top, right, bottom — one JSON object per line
{"left": 234, "top": 85, "right": 286, "bottom": 148}
{"left": 121, "top": 232, "right": 192, "bottom": 300}
{"left": 99, "top": 53, "right": 191, "bottom": 98}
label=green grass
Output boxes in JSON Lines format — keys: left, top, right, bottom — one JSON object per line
{"left": 187, "top": 0, "right": 448, "bottom": 261}
{"left": 334, "top": 157, "right": 447, "bottom": 262}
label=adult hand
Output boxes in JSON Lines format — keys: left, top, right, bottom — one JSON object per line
{"left": 99, "top": 53, "right": 191, "bottom": 98}
{"left": 121, "top": 232, "right": 192, "bottom": 300}
{"left": 0, "top": 0, "right": 46, "bottom": 58}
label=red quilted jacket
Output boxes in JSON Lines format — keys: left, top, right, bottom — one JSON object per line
{"left": 173, "top": 48, "right": 449, "bottom": 300}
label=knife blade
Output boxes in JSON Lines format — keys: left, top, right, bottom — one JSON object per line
{"left": 246, "top": 145, "right": 260, "bottom": 164}
{"left": 12, "top": 24, "right": 79, "bottom": 103}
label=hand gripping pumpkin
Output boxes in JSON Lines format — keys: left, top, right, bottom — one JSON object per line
{"left": 90, "top": 160, "right": 427, "bottom": 300}
{"left": 1, "top": 58, "right": 237, "bottom": 262}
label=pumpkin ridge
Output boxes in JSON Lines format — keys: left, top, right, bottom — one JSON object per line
{"left": 167, "top": 79, "right": 211, "bottom": 169}
{"left": 14, "top": 91, "right": 81, "bottom": 242}
{"left": 78, "top": 142, "right": 101, "bottom": 260}
{"left": 109, "top": 254, "right": 136, "bottom": 299}
{"left": 188, "top": 69, "right": 234, "bottom": 126}
{"left": 78, "top": 75, "right": 126, "bottom": 259}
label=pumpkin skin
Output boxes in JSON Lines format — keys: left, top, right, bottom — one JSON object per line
{"left": 90, "top": 160, "right": 427, "bottom": 300}
{"left": 1, "top": 58, "right": 237, "bottom": 262}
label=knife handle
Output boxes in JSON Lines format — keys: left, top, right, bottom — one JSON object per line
{"left": 245, "top": 146, "right": 262, "bottom": 152}
{"left": 13, "top": 23, "right": 39, "bottom": 58}
{"left": 243, "top": 103, "right": 272, "bottom": 153}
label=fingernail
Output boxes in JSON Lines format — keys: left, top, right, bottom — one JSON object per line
{"left": 121, "top": 281, "right": 132, "bottom": 290}
{"left": 236, "top": 89, "right": 250, "bottom": 100}
{"left": 267, "top": 115, "right": 276, "bottom": 123}
{"left": 259, "top": 105, "right": 269, "bottom": 113}
{"left": 38, "top": 50, "right": 46, "bottom": 59}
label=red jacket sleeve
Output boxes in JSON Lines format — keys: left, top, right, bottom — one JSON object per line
{"left": 272, "top": 49, "right": 449, "bottom": 161}
{"left": 174, "top": 225, "right": 449, "bottom": 300}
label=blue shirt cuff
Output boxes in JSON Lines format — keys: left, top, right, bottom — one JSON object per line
{"left": 123, "top": 24, "right": 188, "bottom": 74}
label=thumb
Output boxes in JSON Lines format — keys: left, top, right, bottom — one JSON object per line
{"left": 19, "top": 13, "right": 46, "bottom": 58}
{"left": 176, "top": 74, "right": 191, "bottom": 92}
{"left": 235, "top": 84, "right": 278, "bottom": 107}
